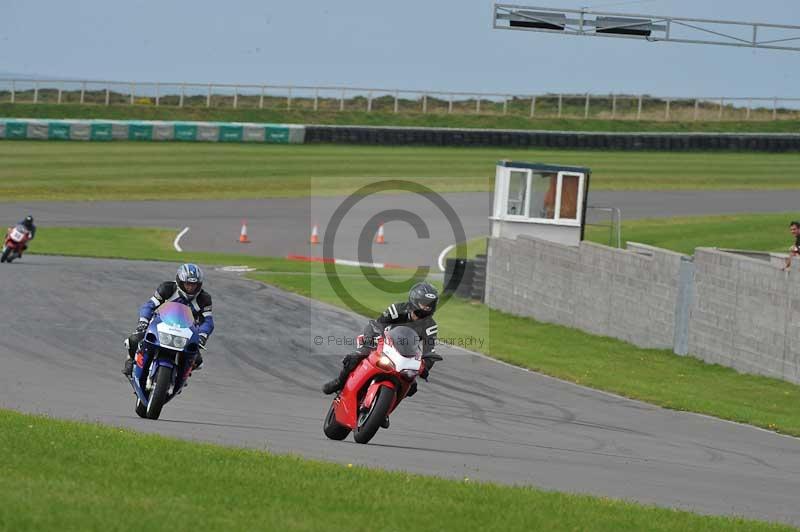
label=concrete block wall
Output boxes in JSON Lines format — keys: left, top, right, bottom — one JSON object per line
{"left": 486, "top": 236, "right": 685, "bottom": 350}
{"left": 689, "top": 248, "right": 800, "bottom": 384}
{"left": 485, "top": 236, "right": 800, "bottom": 384}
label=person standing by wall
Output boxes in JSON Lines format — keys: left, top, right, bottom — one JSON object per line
{"left": 783, "top": 221, "right": 800, "bottom": 271}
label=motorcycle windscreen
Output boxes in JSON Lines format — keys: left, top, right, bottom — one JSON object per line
{"left": 10, "top": 225, "right": 27, "bottom": 241}
{"left": 384, "top": 327, "right": 422, "bottom": 358}
{"left": 156, "top": 302, "right": 195, "bottom": 328}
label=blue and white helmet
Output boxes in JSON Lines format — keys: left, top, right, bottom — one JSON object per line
{"left": 176, "top": 263, "right": 204, "bottom": 299}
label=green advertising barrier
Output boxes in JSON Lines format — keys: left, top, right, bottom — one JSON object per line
{"left": 48, "top": 122, "right": 71, "bottom": 140}
{"left": 90, "top": 123, "right": 113, "bottom": 141}
{"left": 174, "top": 123, "right": 198, "bottom": 141}
{"left": 266, "top": 126, "right": 291, "bottom": 143}
{"left": 218, "top": 124, "right": 243, "bottom": 142}
{"left": 128, "top": 123, "right": 154, "bottom": 141}
{"left": 5, "top": 121, "right": 28, "bottom": 139}
{"left": 0, "top": 119, "right": 304, "bottom": 144}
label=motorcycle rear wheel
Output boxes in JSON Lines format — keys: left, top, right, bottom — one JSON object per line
{"left": 146, "top": 368, "right": 172, "bottom": 420}
{"left": 323, "top": 401, "right": 351, "bottom": 440}
{"left": 353, "top": 386, "right": 393, "bottom": 444}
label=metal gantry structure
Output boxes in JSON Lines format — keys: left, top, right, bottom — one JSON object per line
{"left": 493, "top": 4, "right": 800, "bottom": 52}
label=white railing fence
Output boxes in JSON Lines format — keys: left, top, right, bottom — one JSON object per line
{"left": 0, "top": 78, "right": 798, "bottom": 121}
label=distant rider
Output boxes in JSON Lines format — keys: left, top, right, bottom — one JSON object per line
{"left": 10, "top": 215, "right": 36, "bottom": 257}
{"left": 322, "top": 282, "right": 442, "bottom": 395}
{"left": 784, "top": 221, "right": 800, "bottom": 271}
{"left": 122, "top": 263, "right": 214, "bottom": 377}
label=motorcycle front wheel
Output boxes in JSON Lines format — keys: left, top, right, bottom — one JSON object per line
{"left": 146, "top": 367, "right": 172, "bottom": 420}
{"left": 353, "top": 386, "right": 393, "bottom": 444}
{"left": 0, "top": 247, "right": 10, "bottom": 263}
{"left": 135, "top": 398, "right": 147, "bottom": 418}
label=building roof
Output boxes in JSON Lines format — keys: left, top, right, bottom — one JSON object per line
{"left": 497, "top": 160, "right": 591, "bottom": 174}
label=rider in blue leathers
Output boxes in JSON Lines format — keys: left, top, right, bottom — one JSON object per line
{"left": 122, "top": 264, "right": 214, "bottom": 377}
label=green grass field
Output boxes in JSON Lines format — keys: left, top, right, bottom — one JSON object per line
{"left": 451, "top": 212, "right": 799, "bottom": 259}
{"left": 3, "top": 409, "right": 790, "bottom": 532}
{"left": 586, "top": 212, "right": 798, "bottom": 254}
{"left": 2, "top": 141, "right": 799, "bottom": 201}
{"left": 26, "top": 225, "right": 800, "bottom": 437}
{"left": 3, "top": 102, "right": 800, "bottom": 132}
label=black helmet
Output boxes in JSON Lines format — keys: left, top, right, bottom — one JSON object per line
{"left": 384, "top": 326, "right": 422, "bottom": 358}
{"left": 408, "top": 282, "right": 438, "bottom": 318}
{"left": 176, "top": 263, "right": 204, "bottom": 299}
{"left": 23, "top": 215, "right": 33, "bottom": 228}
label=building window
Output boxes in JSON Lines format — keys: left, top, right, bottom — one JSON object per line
{"left": 529, "top": 172, "right": 558, "bottom": 219}
{"left": 493, "top": 167, "right": 585, "bottom": 226}
{"left": 506, "top": 170, "right": 528, "bottom": 216}
{"left": 559, "top": 174, "right": 580, "bottom": 220}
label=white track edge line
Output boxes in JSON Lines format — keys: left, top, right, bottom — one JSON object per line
{"left": 173, "top": 226, "right": 190, "bottom": 252}
{"left": 437, "top": 244, "right": 455, "bottom": 272}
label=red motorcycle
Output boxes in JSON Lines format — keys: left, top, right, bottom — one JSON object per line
{"left": 323, "top": 326, "right": 440, "bottom": 444}
{"left": 1, "top": 225, "right": 31, "bottom": 263}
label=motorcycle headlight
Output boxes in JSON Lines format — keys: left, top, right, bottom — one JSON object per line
{"left": 158, "top": 332, "right": 173, "bottom": 346}
{"left": 172, "top": 336, "right": 188, "bottom": 349}
{"left": 376, "top": 355, "right": 395, "bottom": 371}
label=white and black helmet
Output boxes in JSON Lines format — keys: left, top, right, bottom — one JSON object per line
{"left": 176, "top": 263, "right": 204, "bottom": 299}
{"left": 408, "top": 282, "right": 439, "bottom": 318}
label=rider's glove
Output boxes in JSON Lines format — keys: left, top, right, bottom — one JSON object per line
{"left": 362, "top": 335, "right": 378, "bottom": 349}
{"left": 198, "top": 334, "right": 208, "bottom": 350}
{"left": 420, "top": 359, "right": 434, "bottom": 381}
{"left": 134, "top": 320, "right": 148, "bottom": 334}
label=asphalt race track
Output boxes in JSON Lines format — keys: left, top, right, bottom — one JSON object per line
{"left": 1, "top": 255, "right": 799, "bottom": 526}
{"left": 2, "top": 189, "right": 799, "bottom": 267}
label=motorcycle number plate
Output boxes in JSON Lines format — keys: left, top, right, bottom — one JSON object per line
{"left": 10, "top": 229, "right": 24, "bottom": 241}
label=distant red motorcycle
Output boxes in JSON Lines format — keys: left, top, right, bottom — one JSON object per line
{"left": 323, "top": 326, "right": 440, "bottom": 444}
{"left": 1, "top": 225, "right": 31, "bottom": 263}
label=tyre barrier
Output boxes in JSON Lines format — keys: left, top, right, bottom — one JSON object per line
{"left": 2, "top": 118, "right": 797, "bottom": 151}
{"left": 443, "top": 256, "right": 487, "bottom": 302}
{"left": 305, "top": 125, "right": 800, "bottom": 152}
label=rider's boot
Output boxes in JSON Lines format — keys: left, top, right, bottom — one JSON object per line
{"left": 381, "top": 417, "right": 390, "bottom": 429}
{"left": 322, "top": 351, "right": 367, "bottom": 395}
{"left": 193, "top": 352, "right": 204, "bottom": 371}
{"left": 322, "top": 377, "right": 343, "bottom": 395}
{"left": 122, "top": 338, "right": 136, "bottom": 377}
{"left": 122, "top": 356, "right": 134, "bottom": 377}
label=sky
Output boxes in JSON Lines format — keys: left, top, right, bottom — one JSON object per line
{"left": 1, "top": 0, "right": 798, "bottom": 98}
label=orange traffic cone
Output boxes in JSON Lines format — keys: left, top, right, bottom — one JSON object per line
{"left": 375, "top": 223, "right": 386, "bottom": 244}
{"left": 239, "top": 220, "right": 251, "bottom": 243}
{"left": 310, "top": 224, "right": 321, "bottom": 245}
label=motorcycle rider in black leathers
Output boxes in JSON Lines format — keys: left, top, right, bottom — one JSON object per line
{"left": 322, "top": 282, "right": 442, "bottom": 395}
{"left": 122, "top": 264, "right": 214, "bottom": 377}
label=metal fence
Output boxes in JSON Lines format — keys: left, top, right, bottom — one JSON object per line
{"left": 1, "top": 78, "right": 798, "bottom": 121}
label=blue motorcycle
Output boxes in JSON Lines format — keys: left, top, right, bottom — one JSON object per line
{"left": 128, "top": 301, "right": 202, "bottom": 420}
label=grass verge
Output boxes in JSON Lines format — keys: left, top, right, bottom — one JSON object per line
{"left": 26, "top": 226, "right": 410, "bottom": 277}
{"left": 3, "top": 142, "right": 800, "bottom": 201}
{"left": 27, "top": 226, "right": 800, "bottom": 437}
{"left": 3, "top": 102, "right": 800, "bottom": 132}
{"left": 585, "top": 212, "right": 797, "bottom": 255}
{"left": 449, "top": 212, "right": 799, "bottom": 259}
{"left": 2, "top": 409, "right": 790, "bottom": 532}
